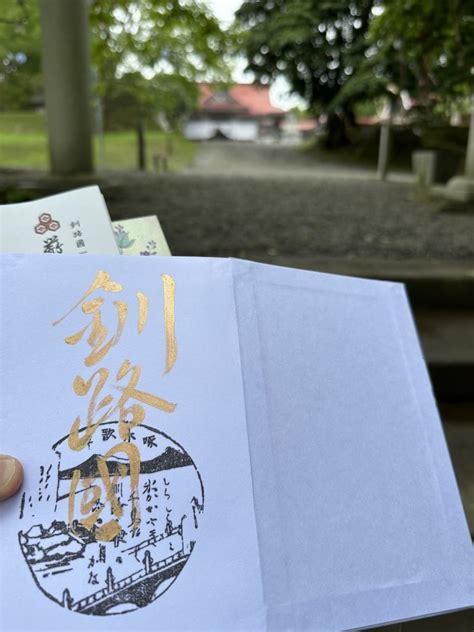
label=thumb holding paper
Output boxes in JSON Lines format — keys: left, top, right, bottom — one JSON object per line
{"left": 0, "top": 455, "right": 23, "bottom": 501}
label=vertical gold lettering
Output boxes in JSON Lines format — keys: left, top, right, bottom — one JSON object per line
{"left": 161, "top": 274, "right": 177, "bottom": 374}
{"left": 137, "top": 291, "right": 149, "bottom": 334}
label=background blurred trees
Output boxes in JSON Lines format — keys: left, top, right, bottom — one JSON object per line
{"left": 338, "top": 0, "right": 474, "bottom": 120}
{"left": 102, "top": 72, "right": 199, "bottom": 130}
{"left": 0, "top": 1, "right": 43, "bottom": 110}
{"left": 236, "top": 0, "right": 474, "bottom": 145}
{"left": 2, "top": 0, "right": 473, "bottom": 142}
{"left": 90, "top": 0, "right": 230, "bottom": 128}
{"left": 236, "top": 1, "right": 373, "bottom": 121}
{"left": 0, "top": 0, "right": 231, "bottom": 129}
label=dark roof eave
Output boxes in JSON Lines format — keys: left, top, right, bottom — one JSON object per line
{"left": 194, "top": 111, "right": 285, "bottom": 118}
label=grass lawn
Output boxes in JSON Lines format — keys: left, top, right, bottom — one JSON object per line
{"left": 0, "top": 111, "right": 197, "bottom": 172}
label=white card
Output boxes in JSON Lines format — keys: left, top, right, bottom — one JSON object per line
{"left": 0, "top": 186, "right": 119, "bottom": 255}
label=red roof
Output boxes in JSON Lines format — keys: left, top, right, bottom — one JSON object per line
{"left": 198, "top": 83, "right": 284, "bottom": 117}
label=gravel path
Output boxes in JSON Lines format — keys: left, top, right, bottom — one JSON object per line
{"left": 102, "top": 141, "right": 474, "bottom": 262}
{"left": 185, "top": 140, "right": 410, "bottom": 180}
{"left": 2, "top": 142, "right": 473, "bottom": 262}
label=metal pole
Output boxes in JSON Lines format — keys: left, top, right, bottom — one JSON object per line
{"left": 38, "top": 0, "right": 94, "bottom": 174}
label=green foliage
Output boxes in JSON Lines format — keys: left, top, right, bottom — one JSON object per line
{"left": 235, "top": 0, "right": 474, "bottom": 122}
{"left": 102, "top": 71, "right": 198, "bottom": 129}
{"left": 0, "top": 0, "right": 232, "bottom": 127}
{"left": 338, "top": 0, "right": 474, "bottom": 117}
{"left": 89, "top": 0, "right": 230, "bottom": 83}
{"left": 0, "top": 0, "right": 42, "bottom": 109}
{"left": 235, "top": 0, "right": 373, "bottom": 113}
{"left": 377, "top": 1, "right": 474, "bottom": 102}
{"left": 288, "top": 105, "right": 312, "bottom": 120}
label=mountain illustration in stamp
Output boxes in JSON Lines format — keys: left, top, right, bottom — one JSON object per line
{"left": 18, "top": 422, "right": 204, "bottom": 616}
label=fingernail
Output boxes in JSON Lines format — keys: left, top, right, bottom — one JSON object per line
{"left": 0, "top": 455, "right": 23, "bottom": 501}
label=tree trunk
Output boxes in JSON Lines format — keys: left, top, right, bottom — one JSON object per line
{"left": 324, "top": 112, "right": 350, "bottom": 149}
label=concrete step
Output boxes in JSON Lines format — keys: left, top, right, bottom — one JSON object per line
{"left": 262, "top": 256, "right": 474, "bottom": 308}
{"left": 365, "top": 608, "right": 473, "bottom": 631}
{"left": 416, "top": 309, "right": 474, "bottom": 365}
{"left": 415, "top": 309, "right": 474, "bottom": 400}
{"left": 441, "top": 402, "right": 474, "bottom": 536}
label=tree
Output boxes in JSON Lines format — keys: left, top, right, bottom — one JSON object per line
{"left": 89, "top": 0, "right": 231, "bottom": 127}
{"left": 102, "top": 71, "right": 199, "bottom": 129}
{"left": 235, "top": 0, "right": 474, "bottom": 144}
{"left": 235, "top": 0, "right": 373, "bottom": 144}
{"left": 336, "top": 0, "right": 474, "bottom": 121}
{"left": 0, "top": 0, "right": 231, "bottom": 128}
{"left": 0, "top": 1, "right": 42, "bottom": 109}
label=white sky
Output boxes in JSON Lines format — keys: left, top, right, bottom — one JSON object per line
{"left": 203, "top": 0, "right": 305, "bottom": 111}
{"left": 205, "top": 0, "right": 243, "bottom": 26}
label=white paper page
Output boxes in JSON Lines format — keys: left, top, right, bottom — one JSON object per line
{"left": 1, "top": 254, "right": 472, "bottom": 632}
{"left": 0, "top": 187, "right": 118, "bottom": 255}
{"left": 231, "top": 259, "right": 473, "bottom": 631}
{"left": 0, "top": 254, "right": 265, "bottom": 631}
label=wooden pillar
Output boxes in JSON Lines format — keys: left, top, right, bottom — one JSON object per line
{"left": 38, "top": 0, "right": 94, "bottom": 174}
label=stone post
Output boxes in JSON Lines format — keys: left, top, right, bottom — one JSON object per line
{"left": 38, "top": 0, "right": 94, "bottom": 174}
{"left": 377, "top": 100, "right": 394, "bottom": 181}
{"left": 446, "top": 108, "right": 474, "bottom": 202}
{"left": 377, "top": 122, "right": 392, "bottom": 180}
